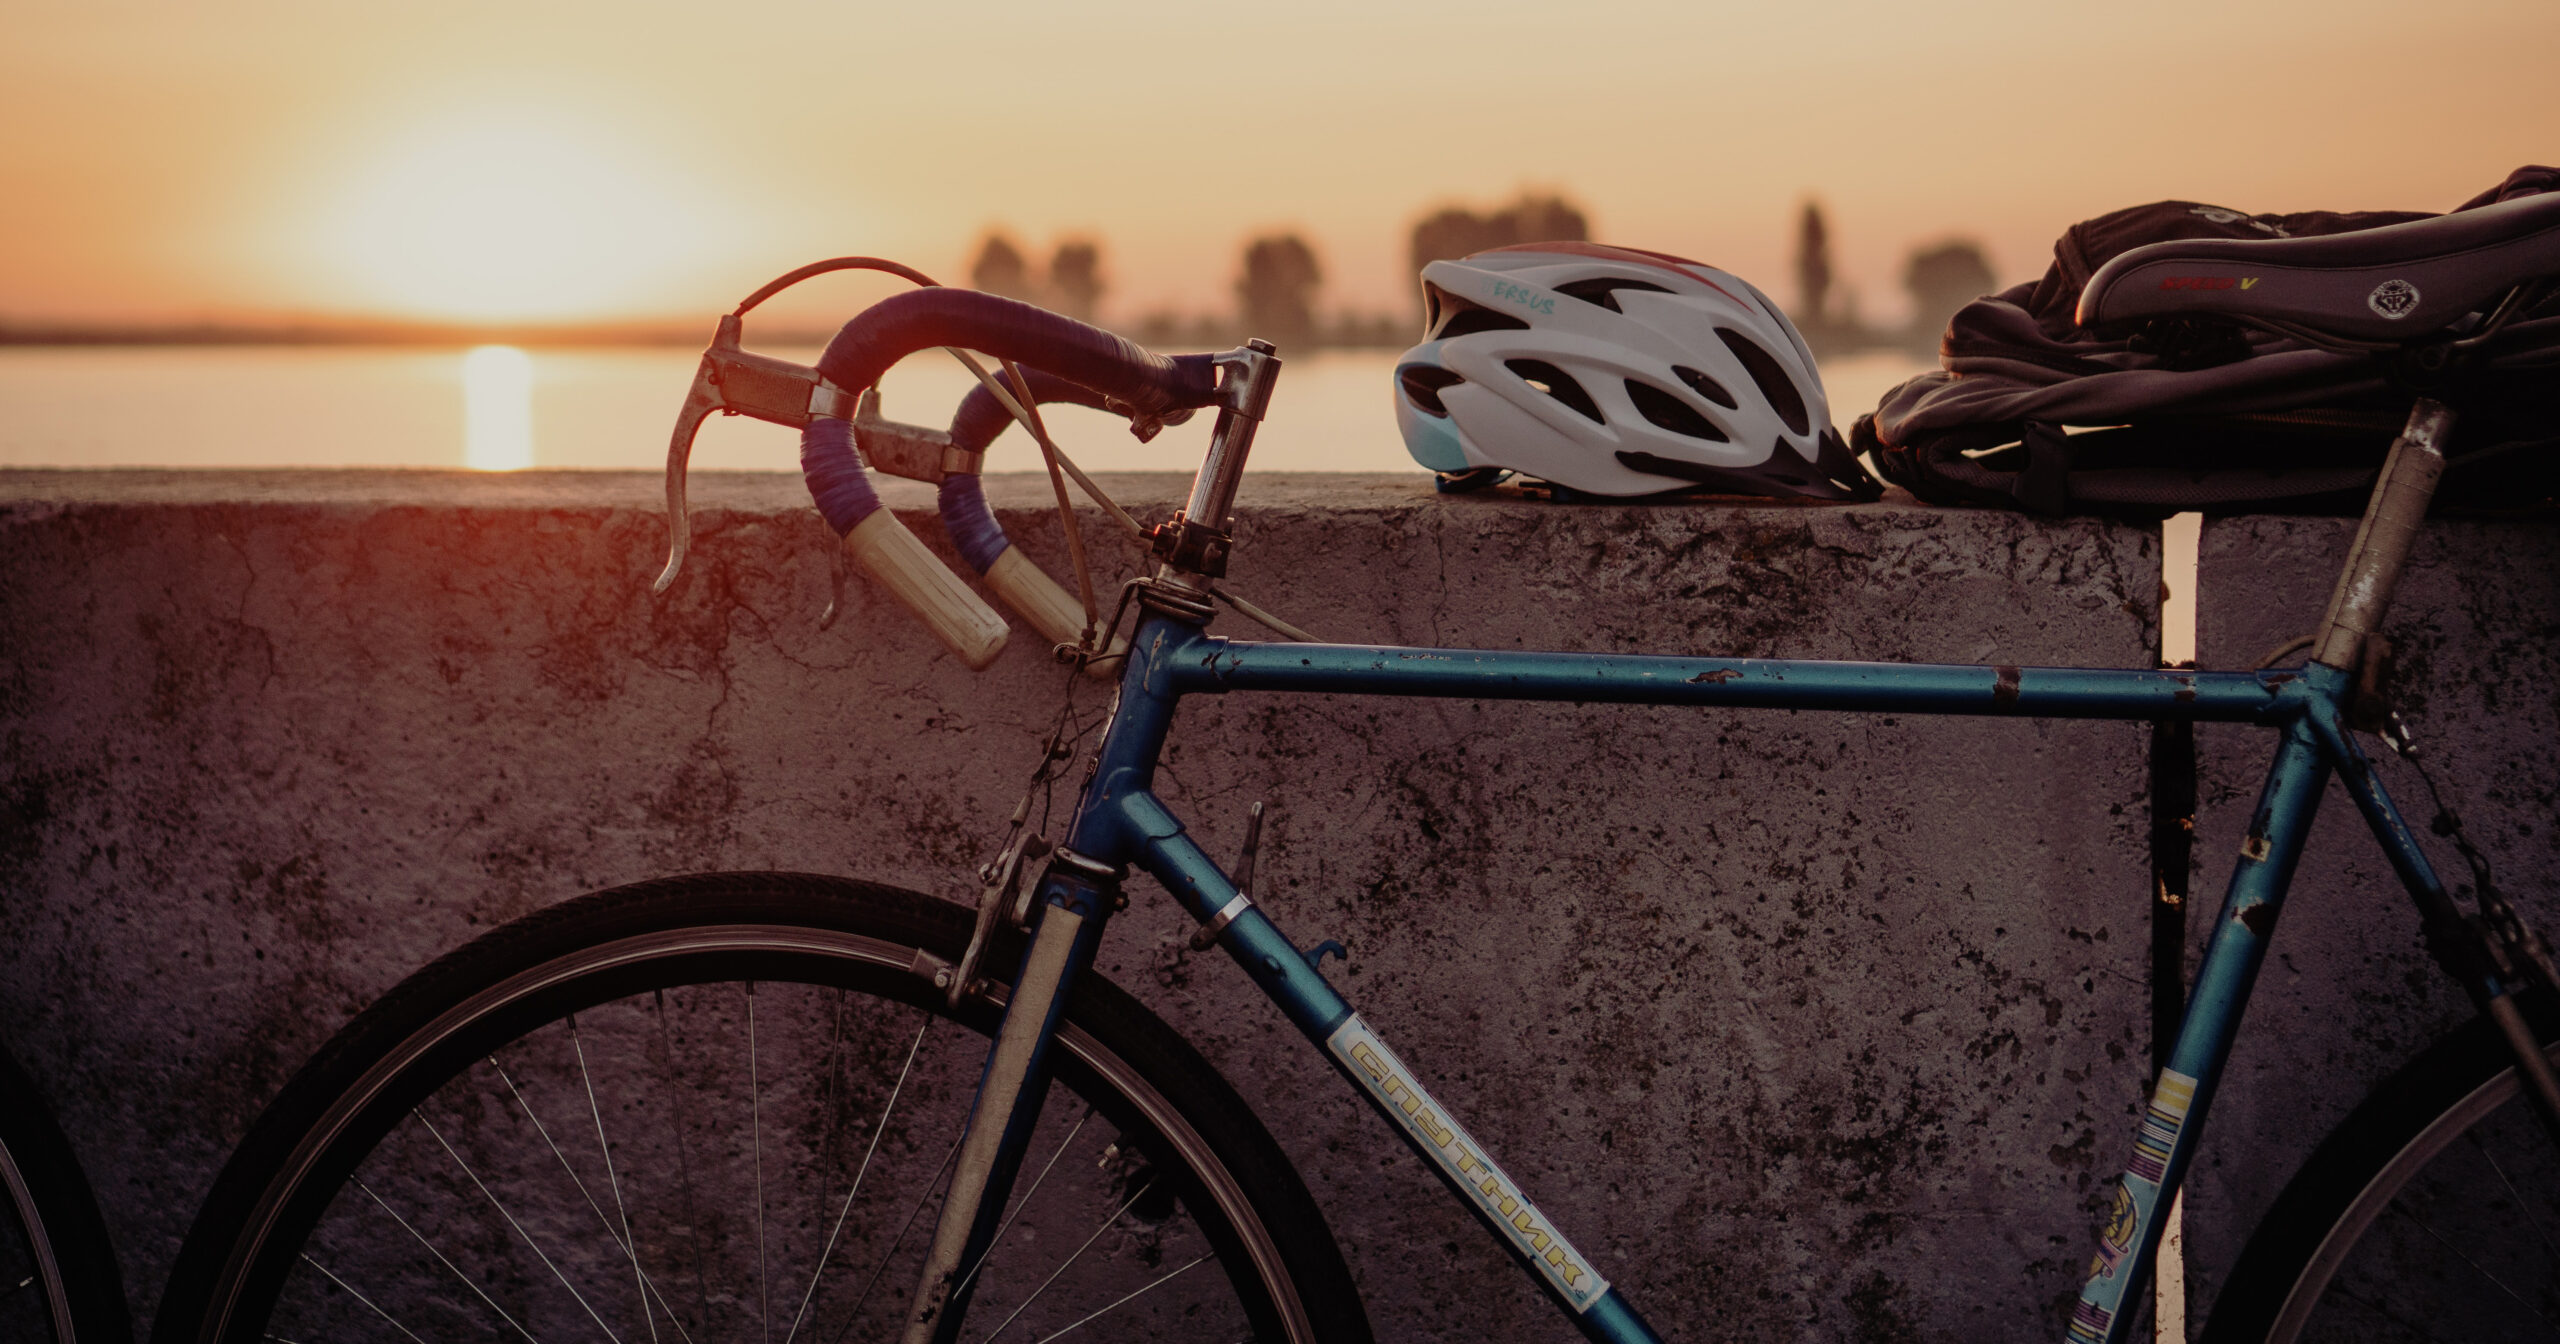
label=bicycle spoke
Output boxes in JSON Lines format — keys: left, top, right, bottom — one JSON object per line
{"left": 485, "top": 1052, "right": 693, "bottom": 1344}
{"left": 297, "top": 1251, "right": 431, "bottom": 1344}
{"left": 1027, "top": 1253, "right": 1210, "bottom": 1344}
{"left": 748, "top": 981, "right": 770, "bottom": 1344}
{"left": 2329, "top": 1281, "right": 2520, "bottom": 1344}
{"left": 952, "top": 1107, "right": 1096, "bottom": 1304}
{"left": 831, "top": 1133, "right": 964, "bottom": 1344}
{"left": 2387, "top": 1200, "right": 2560, "bottom": 1334}
{"left": 2468, "top": 1132, "right": 2560, "bottom": 1266}
{"left": 353, "top": 1179, "right": 539, "bottom": 1344}
{"left": 415, "top": 1108, "right": 627, "bottom": 1344}
{"left": 652, "top": 989, "right": 715, "bottom": 1333}
{"left": 783, "top": 1011, "right": 936, "bottom": 1344}
{"left": 973, "top": 1176, "right": 1156, "bottom": 1341}
{"left": 572, "top": 1017, "right": 676, "bottom": 1344}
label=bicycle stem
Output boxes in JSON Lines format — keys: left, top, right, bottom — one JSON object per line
{"left": 1148, "top": 340, "right": 1280, "bottom": 583}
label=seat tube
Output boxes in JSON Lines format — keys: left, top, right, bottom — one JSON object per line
{"left": 901, "top": 853, "right": 1119, "bottom": 1344}
{"left": 2309, "top": 396, "right": 2454, "bottom": 671}
{"left": 2067, "top": 705, "right": 2335, "bottom": 1344}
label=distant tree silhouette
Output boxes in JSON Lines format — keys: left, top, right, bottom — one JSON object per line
{"left": 1409, "top": 207, "right": 1501, "bottom": 277}
{"left": 1902, "top": 239, "right": 1996, "bottom": 347}
{"left": 1406, "top": 191, "right": 1591, "bottom": 321}
{"left": 1047, "top": 239, "right": 1104, "bottom": 322}
{"left": 1236, "top": 233, "right": 1322, "bottom": 350}
{"left": 1505, "top": 193, "right": 1588, "bottom": 249}
{"left": 1795, "top": 201, "right": 1834, "bottom": 330}
{"left": 1409, "top": 192, "right": 1590, "bottom": 274}
{"left": 970, "top": 232, "right": 1036, "bottom": 301}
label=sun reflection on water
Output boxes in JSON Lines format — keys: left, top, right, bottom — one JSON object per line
{"left": 462, "top": 345, "right": 533, "bottom": 470}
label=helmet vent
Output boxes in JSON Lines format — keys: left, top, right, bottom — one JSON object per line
{"left": 1432, "top": 294, "right": 1533, "bottom": 341}
{"left": 1672, "top": 365, "right": 1738, "bottom": 409}
{"left": 1555, "top": 278, "right": 1672, "bottom": 314}
{"left": 1715, "top": 328, "right": 1811, "bottom": 435}
{"left": 1503, "top": 360, "right": 1603, "bottom": 423}
{"left": 1397, "top": 365, "right": 1465, "bottom": 418}
{"left": 1624, "top": 380, "right": 1729, "bottom": 442}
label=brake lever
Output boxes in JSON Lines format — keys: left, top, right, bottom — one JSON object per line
{"left": 652, "top": 355, "right": 725, "bottom": 593}
{"left": 652, "top": 312, "right": 851, "bottom": 593}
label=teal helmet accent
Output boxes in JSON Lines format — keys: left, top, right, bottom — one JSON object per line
{"left": 1392, "top": 340, "right": 1471, "bottom": 472}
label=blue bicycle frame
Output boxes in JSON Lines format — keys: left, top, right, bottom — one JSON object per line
{"left": 890, "top": 394, "right": 2550, "bottom": 1344}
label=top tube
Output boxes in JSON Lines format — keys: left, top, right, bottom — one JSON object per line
{"left": 1166, "top": 631, "right": 2301, "bottom": 723}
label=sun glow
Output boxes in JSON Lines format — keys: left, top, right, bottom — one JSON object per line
{"left": 307, "top": 110, "right": 734, "bottom": 323}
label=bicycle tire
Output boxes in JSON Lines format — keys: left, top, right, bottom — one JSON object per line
{"left": 2201, "top": 992, "right": 2560, "bottom": 1342}
{"left": 0, "top": 1034, "right": 133, "bottom": 1344}
{"left": 154, "top": 872, "right": 1371, "bottom": 1344}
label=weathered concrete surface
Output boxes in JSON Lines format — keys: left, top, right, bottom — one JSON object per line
{"left": 2184, "top": 514, "right": 2560, "bottom": 1324}
{"left": 0, "top": 469, "right": 2162, "bottom": 1340}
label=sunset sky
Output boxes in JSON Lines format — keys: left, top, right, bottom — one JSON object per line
{"left": 3, "top": 0, "right": 2553, "bottom": 333}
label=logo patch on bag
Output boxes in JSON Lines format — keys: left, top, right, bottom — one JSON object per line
{"left": 2367, "top": 279, "right": 2420, "bottom": 319}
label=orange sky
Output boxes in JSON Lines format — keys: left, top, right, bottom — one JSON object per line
{"left": 3, "top": 0, "right": 2553, "bottom": 331}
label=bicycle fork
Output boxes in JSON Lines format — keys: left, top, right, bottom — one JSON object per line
{"left": 900, "top": 851, "right": 1121, "bottom": 1344}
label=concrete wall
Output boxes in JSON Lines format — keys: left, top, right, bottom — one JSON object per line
{"left": 2179, "top": 514, "right": 2560, "bottom": 1325}
{"left": 8, "top": 468, "right": 2172, "bottom": 1340}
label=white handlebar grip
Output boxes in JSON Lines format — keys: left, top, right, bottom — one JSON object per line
{"left": 984, "top": 548, "right": 1126, "bottom": 675}
{"left": 843, "top": 510, "right": 1010, "bottom": 669}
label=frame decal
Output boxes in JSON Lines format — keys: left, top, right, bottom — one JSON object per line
{"left": 2068, "top": 1066, "right": 2200, "bottom": 1342}
{"left": 1325, "top": 1014, "right": 1610, "bottom": 1314}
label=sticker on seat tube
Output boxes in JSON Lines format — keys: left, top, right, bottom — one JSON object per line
{"left": 2066, "top": 1067, "right": 2198, "bottom": 1343}
{"left": 1325, "top": 1014, "right": 1609, "bottom": 1313}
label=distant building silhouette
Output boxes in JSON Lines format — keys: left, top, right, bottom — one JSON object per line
{"left": 1236, "top": 233, "right": 1322, "bottom": 351}
{"left": 1902, "top": 239, "right": 1996, "bottom": 352}
{"left": 1048, "top": 239, "right": 1103, "bottom": 322}
{"left": 969, "top": 233, "right": 1036, "bottom": 301}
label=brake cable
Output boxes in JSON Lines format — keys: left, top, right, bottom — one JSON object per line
{"left": 946, "top": 347, "right": 1325, "bottom": 645}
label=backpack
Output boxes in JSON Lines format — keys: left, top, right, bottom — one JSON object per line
{"left": 1851, "top": 166, "right": 2560, "bottom": 518}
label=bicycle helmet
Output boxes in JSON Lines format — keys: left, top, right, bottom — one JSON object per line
{"left": 1394, "top": 242, "right": 1880, "bottom": 500}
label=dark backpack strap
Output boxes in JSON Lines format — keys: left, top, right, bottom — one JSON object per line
{"left": 2011, "top": 422, "right": 2075, "bottom": 516}
{"left": 1855, "top": 414, "right": 2409, "bottom": 518}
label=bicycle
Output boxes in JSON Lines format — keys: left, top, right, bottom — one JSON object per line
{"left": 154, "top": 198, "right": 2560, "bottom": 1343}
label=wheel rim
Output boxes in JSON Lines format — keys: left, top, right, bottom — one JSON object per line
{"left": 204, "top": 925, "right": 1314, "bottom": 1344}
{"left": 2269, "top": 1040, "right": 2560, "bottom": 1342}
{"left": 1, "top": 1134, "right": 79, "bottom": 1342}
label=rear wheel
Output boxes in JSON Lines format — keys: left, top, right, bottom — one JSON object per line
{"left": 2203, "top": 995, "right": 2560, "bottom": 1342}
{"left": 0, "top": 1035, "right": 132, "bottom": 1344}
{"left": 155, "top": 873, "right": 1369, "bottom": 1344}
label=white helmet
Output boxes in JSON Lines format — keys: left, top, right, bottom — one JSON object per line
{"left": 1394, "top": 242, "right": 1879, "bottom": 500}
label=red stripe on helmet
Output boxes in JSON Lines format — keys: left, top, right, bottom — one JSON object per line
{"left": 1473, "top": 241, "right": 1745, "bottom": 305}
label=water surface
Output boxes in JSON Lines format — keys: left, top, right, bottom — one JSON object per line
{"left": 0, "top": 345, "right": 1934, "bottom": 476}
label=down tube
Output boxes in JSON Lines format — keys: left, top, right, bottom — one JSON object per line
{"left": 1120, "top": 795, "right": 1665, "bottom": 1344}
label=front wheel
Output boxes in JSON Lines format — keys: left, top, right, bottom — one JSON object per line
{"left": 2203, "top": 994, "right": 2560, "bottom": 1342}
{"left": 155, "top": 873, "right": 1370, "bottom": 1344}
